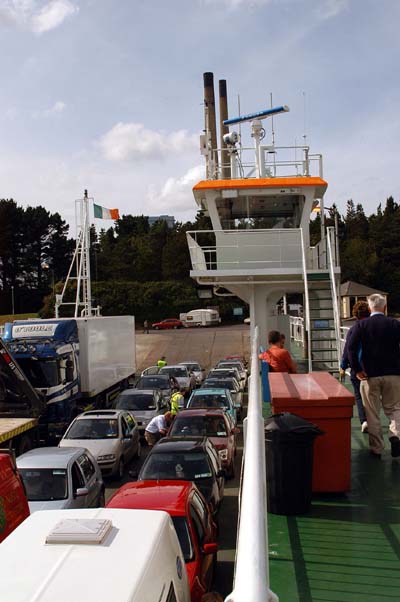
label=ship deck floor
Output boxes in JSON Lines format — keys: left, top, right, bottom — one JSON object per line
{"left": 269, "top": 344, "right": 400, "bottom": 601}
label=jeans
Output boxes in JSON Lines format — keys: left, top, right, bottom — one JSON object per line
{"left": 350, "top": 374, "right": 366, "bottom": 424}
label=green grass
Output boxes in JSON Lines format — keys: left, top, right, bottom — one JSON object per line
{"left": 0, "top": 313, "right": 38, "bottom": 326}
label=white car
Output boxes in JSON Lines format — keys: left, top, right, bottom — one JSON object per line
{"left": 59, "top": 409, "right": 141, "bottom": 478}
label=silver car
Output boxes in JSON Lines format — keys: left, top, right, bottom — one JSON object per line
{"left": 158, "top": 365, "right": 196, "bottom": 395}
{"left": 59, "top": 409, "right": 141, "bottom": 478}
{"left": 179, "top": 361, "right": 205, "bottom": 386}
{"left": 17, "top": 447, "right": 104, "bottom": 513}
{"left": 114, "top": 388, "right": 167, "bottom": 435}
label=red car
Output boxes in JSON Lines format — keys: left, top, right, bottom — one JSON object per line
{"left": 168, "top": 408, "right": 238, "bottom": 478}
{"left": 152, "top": 318, "right": 183, "bottom": 330}
{"left": 107, "top": 480, "right": 218, "bottom": 602}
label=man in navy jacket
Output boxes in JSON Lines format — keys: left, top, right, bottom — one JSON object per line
{"left": 348, "top": 294, "right": 400, "bottom": 457}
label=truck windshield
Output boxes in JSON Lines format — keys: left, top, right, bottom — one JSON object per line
{"left": 19, "top": 469, "right": 68, "bottom": 501}
{"left": 18, "top": 358, "right": 60, "bottom": 388}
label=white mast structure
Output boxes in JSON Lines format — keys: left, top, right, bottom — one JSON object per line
{"left": 55, "top": 190, "right": 100, "bottom": 318}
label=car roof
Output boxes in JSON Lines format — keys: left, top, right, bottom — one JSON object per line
{"left": 152, "top": 437, "right": 210, "bottom": 453}
{"left": 173, "top": 409, "right": 227, "bottom": 419}
{"left": 159, "top": 365, "right": 187, "bottom": 370}
{"left": 119, "top": 389, "right": 154, "bottom": 396}
{"left": 192, "top": 388, "right": 229, "bottom": 395}
{"left": 179, "top": 361, "right": 201, "bottom": 366}
{"left": 107, "top": 480, "right": 194, "bottom": 515}
{"left": 17, "top": 446, "right": 87, "bottom": 469}
{"left": 75, "top": 410, "right": 125, "bottom": 419}
{"left": 139, "top": 374, "right": 169, "bottom": 380}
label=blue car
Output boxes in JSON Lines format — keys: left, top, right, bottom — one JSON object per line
{"left": 186, "top": 388, "right": 237, "bottom": 424}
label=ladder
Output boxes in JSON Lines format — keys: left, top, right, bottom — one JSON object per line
{"left": 307, "top": 272, "right": 340, "bottom": 374}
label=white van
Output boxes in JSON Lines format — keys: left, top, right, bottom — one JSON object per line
{"left": 180, "top": 309, "right": 220, "bottom": 327}
{"left": 0, "top": 507, "right": 190, "bottom": 602}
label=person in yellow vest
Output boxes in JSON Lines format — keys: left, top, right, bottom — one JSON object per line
{"left": 170, "top": 388, "right": 185, "bottom": 415}
{"left": 157, "top": 356, "right": 167, "bottom": 368}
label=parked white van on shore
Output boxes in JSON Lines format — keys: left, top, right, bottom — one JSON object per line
{"left": 0, "top": 507, "right": 190, "bottom": 602}
{"left": 180, "top": 309, "right": 220, "bottom": 327}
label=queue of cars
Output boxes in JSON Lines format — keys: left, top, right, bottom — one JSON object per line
{"left": 0, "top": 354, "right": 248, "bottom": 602}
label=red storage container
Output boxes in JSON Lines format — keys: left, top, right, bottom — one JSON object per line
{"left": 269, "top": 372, "right": 354, "bottom": 492}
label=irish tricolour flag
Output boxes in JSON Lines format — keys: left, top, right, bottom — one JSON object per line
{"left": 93, "top": 203, "right": 120, "bottom": 220}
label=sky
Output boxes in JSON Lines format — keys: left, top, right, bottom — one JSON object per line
{"left": 0, "top": 0, "right": 399, "bottom": 235}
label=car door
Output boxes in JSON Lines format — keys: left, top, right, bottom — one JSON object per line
{"left": 124, "top": 411, "right": 140, "bottom": 455}
{"left": 189, "top": 492, "right": 215, "bottom": 592}
{"left": 70, "top": 459, "right": 87, "bottom": 508}
{"left": 120, "top": 413, "right": 135, "bottom": 462}
{"left": 77, "top": 453, "right": 101, "bottom": 507}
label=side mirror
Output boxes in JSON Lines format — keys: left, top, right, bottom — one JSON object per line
{"left": 202, "top": 542, "right": 218, "bottom": 555}
{"left": 217, "top": 469, "right": 226, "bottom": 478}
{"left": 75, "top": 487, "right": 89, "bottom": 497}
{"left": 232, "top": 427, "right": 240, "bottom": 434}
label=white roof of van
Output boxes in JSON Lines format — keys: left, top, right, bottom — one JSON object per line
{"left": 0, "top": 508, "right": 175, "bottom": 602}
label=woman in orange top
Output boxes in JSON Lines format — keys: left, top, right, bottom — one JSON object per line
{"left": 259, "top": 330, "right": 297, "bottom": 373}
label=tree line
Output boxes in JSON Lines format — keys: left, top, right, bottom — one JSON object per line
{"left": 2, "top": 195, "right": 400, "bottom": 319}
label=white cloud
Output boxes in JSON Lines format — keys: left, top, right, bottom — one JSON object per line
{"left": 99, "top": 122, "right": 199, "bottom": 162}
{"left": 202, "top": 0, "right": 270, "bottom": 7}
{"left": 0, "top": 0, "right": 78, "bottom": 33}
{"left": 315, "top": 0, "right": 349, "bottom": 20}
{"left": 148, "top": 165, "right": 205, "bottom": 217}
{"left": 33, "top": 100, "right": 66, "bottom": 117}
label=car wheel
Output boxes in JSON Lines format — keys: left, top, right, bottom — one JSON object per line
{"left": 118, "top": 457, "right": 125, "bottom": 479}
{"left": 99, "top": 490, "right": 105, "bottom": 507}
{"left": 135, "top": 440, "right": 141, "bottom": 459}
{"left": 154, "top": 326, "right": 159, "bottom": 330}
{"left": 173, "top": 325, "right": 178, "bottom": 329}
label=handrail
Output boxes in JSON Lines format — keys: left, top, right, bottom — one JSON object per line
{"left": 326, "top": 227, "right": 341, "bottom": 369}
{"left": 300, "top": 229, "right": 312, "bottom": 372}
{"left": 225, "top": 326, "right": 278, "bottom": 602}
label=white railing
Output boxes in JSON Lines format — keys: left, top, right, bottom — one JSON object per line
{"left": 300, "top": 229, "right": 312, "bottom": 372}
{"left": 187, "top": 229, "right": 303, "bottom": 272}
{"left": 290, "top": 316, "right": 305, "bottom": 345}
{"left": 309, "top": 228, "right": 340, "bottom": 271}
{"left": 326, "top": 227, "right": 341, "bottom": 370}
{"left": 213, "top": 144, "right": 323, "bottom": 181}
{"left": 225, "top": 326, "right": 278, "bottom": 602}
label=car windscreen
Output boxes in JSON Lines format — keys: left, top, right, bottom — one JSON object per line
{"left": 170, "top": 416, "right": 228, "bottom": 437}
{"left": 159, "top": 367, "right": 187, "bottom": 378}
{"left": 115, "top": 393, "right": 155, "bottom": 410}
{"left": 188, "top": 395, "right": 229, "bottom": 410}
{"left": 140, "top": 452, "right": 212, "bottom": 481}
{"left": 171, "top": 516, "right": 194, "bottom": 562}
{"left": 19, "top": 468, "right": 68, "bottom": 501}
{"left": 65, "top": 418, "right": 119, "bottom": 439}
{"left": 182, "top": 363, "right": 201, "bottom": 372}
{"left": 137, "top": 377, "right": 170, "bottom": 390}
{"left": 204, "top": 379, "right": 235, "bottom": 391}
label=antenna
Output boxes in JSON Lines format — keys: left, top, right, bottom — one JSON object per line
{"left": 302, "top": 91, "right": 307, "bottom": 146}
{"left": 55, "top": 190, "right": 100, "bottom": 318}
{"left": 223, "top": 105, "right": 289, "bottom": 126}
{"left": 270, "top": 93, "right": 275, "bottom": 146}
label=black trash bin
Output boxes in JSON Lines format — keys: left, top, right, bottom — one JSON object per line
{"left": 265, "top": 412, "right": 323, "bottom": 515}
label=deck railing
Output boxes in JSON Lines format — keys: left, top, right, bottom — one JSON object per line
{"left": 211, "top": 144, "right": 323, "bottom": 181}
{"left": 187, "top": 229, "right": 303, "bottom": 272}
{"left": 225, "top": 326, "right": 278, "bottom": 602}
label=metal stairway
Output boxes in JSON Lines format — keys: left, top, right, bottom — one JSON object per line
{"left": 307, "top": 272, "right": 340, "bottom": 373}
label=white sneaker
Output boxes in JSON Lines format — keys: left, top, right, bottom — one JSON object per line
{"left": 361, "top": 421, "right": 369, "bottom": 434}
